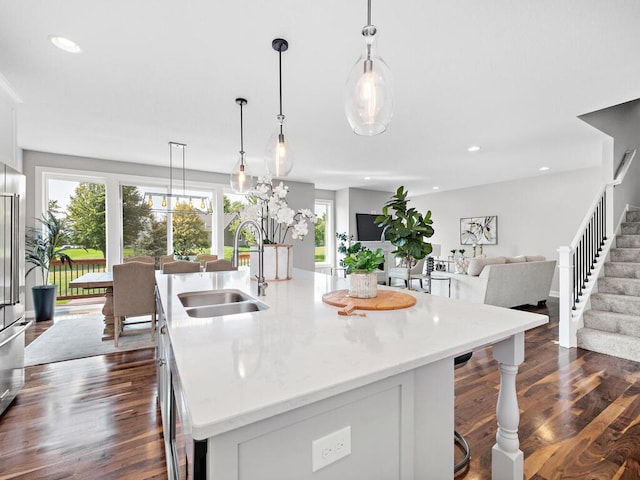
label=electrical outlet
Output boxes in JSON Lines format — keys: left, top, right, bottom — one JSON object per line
{"left": 312, "top": 426, "right": 352, "bottom": 472}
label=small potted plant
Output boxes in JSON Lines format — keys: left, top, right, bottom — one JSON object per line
{"left": 343, "top": 247, "right": 385, "bottom": 298}
{"left": 25, "top": 210, "right": 73, "bottom": 321}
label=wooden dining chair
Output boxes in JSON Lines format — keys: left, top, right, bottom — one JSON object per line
{"left": 204, "top": 259, "right": 237, "bottom": 272}
{"left": 162, "top": 260, "right": 201, "bottom": 274}
{"left": 196, "top": 254, "right": 218, "bottom": 265}
{"left": 112, "top": 261, "right": 156, "bottom": 347}
{"left": 124, "top": 255, "right": 155, "bottom": 264}
{"left": 159, "top": 255, "right": 175, "bottom": 268}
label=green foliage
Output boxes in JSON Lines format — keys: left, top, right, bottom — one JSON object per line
{"left": 26, "top": 210, "right": 74, "bottom": 285}
{"left": 122, "top": 185, "right": 153, "bottom": 247}
{"left": 375, "top": 186, "right": 434, "bottom": 266}
{"left": 315, "top": 212, "right": 326, "bottom": 247}
{"left": 224, "top": 195, "right": 254, "bottom": 244}
{"left": 342, "top": 247, "right": 385, "bottom": 274}
{"left": 67, "top": 182, "right": 107, "bottom": 255}
{"left": 133, "top": 217, "right": 168, "bottom": 263}
{"left": 172, "top": 203, "right": 210, "bottom": 256}
{"left": 66, "top": 183, "right": 153, "bottom": 257}
{"left": 336, "top": 232, "right": 384, "bottom": 274}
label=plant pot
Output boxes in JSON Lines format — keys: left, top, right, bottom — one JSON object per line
{"left": 348, "top": 271, "right": 378, "bottom": 298}
{"left": 32, "top": 285, "right": 57, "bottom": 322}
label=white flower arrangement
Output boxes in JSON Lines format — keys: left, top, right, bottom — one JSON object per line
{"left": 244, "top": 175, "right": 316, "bottom": 244}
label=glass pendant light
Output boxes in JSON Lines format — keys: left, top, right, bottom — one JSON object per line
{"left": 265, "top": 38, "right": 294, "bottom": 177}
{"left": 230, "top": 98, "right": 254, "bottom": 194}
{"left": 345, "top": 0, "right": 393, "bottom": 136}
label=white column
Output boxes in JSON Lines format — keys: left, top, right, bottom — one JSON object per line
{"left": 105, "top": 176, "right": 121, "bottom": 270}
{"left": 492, "top": 332, "right": 524, "bottom": 480}
{"left": 557, "top": 246, "right": 576, "bottom": 347}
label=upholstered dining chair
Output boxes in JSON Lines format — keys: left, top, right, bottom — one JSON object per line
{"left": 162, "top": 260, "right": 201, "bottom": 274}
{"left": 159, "top": 255, "right": 175, "bottom": 269}
{"left": 112, "top": 261, "right": 156, "bottom": 347}
{"left": 388, "top": 258, "right": 426, "bottom": 290}
{"left": 197, "top": 254, "right": 218, "bottom": 265}
{"left": 204, "top": 259, "right": 237, "bottom": 272}
{"left": 124, "top": 255, "right": 155, "bottom": 264}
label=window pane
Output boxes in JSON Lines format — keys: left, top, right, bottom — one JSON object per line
{"left": 314, "top": 203, "right": 328, "bottom": 263}
{"left": 122, "top": 184, "right": 166, "bottom": 265}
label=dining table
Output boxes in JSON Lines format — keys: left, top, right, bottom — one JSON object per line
{"left": 69, "top": 271, "right": 114, "bottom": 341}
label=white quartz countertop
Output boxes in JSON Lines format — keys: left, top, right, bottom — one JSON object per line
{"left": 155, "top": 268, "right": 548, "bottom": 440}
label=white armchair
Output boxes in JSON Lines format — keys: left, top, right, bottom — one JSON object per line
{"left": 388, "top": 258, "right": 426, "bottom": 289}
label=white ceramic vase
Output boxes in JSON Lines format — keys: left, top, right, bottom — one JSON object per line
{"left": 250, "top": 244, "right": 293, "bottom": 281}
{"left": 455, "top": 255, "right": 469, "bottom": 274}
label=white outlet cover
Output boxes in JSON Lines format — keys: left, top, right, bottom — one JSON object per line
{"left": 311, "top": 426, "right": 352, "bottom": 473}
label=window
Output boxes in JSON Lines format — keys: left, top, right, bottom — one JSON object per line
{"left": 314, "top": 199, "right": 333, "bottom": 267}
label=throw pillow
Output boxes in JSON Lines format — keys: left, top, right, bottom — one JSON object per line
{"left": 525, "top": 255, "right": 546, "bottom": 262}
{"left": 505, "top": 256, "right": 526, "bottom": 264}
{"left": 467, "top": 256, "right": 506, "bottom": 276}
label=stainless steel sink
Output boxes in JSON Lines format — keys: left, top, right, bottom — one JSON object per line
{"left": 185, "top": 301, "right": 267, "bottom": 318}
{"left": 178, "top": 289, "right": 268, "bottom": 318}
{"left": 179, "top": 289, "right": 254, "bottom": 308}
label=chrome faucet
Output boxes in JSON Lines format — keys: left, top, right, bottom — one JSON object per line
{"left": 233, "top": 219, "right": 268, "bottom": 296}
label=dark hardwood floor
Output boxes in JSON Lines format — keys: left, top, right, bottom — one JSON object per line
{"left": 1, "top": 299, "right": 639, "bottom": 479}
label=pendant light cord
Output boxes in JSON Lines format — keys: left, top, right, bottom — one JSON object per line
{"left": 239, "top": 102, "right": 245, "bottom": 156}
{"left": 279, "top": 48, "right": 283, "bottom": 135}
{"left": 367, "top": 0, "right": 371, "bottom": 25}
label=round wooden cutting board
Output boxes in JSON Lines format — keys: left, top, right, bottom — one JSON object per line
{"left": 322, "top": 289, "right": 417, "bottom": 311}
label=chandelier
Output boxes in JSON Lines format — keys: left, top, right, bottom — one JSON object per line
{"left": 144, "top": 142, "right": 212, "bottom": 213}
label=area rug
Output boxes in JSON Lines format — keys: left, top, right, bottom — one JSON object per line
{"left": 25, "top": 311, "right": 155, "bottom": 366}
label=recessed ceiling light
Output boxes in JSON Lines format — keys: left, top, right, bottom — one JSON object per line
{"left": 49, "top": 35, "right": 82, "bottom": 54}
{"left": 433, "top": 186, "right": 439, "bottom": 190}
{"left": 364, "top": 176, "right": 371, "bottom": 180}
{"left": 467, "top": 145, "right": 481, "bottom": 152}
{"left": 539, "top": 166, "right": 550, "bottom": 171}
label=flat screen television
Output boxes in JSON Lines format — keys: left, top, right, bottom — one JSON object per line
{"left": 356, "top": 213, "right": 387, "bottom": 241}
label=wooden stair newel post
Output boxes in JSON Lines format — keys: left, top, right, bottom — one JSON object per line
{"left": 492, "top": 331, "right": 525, "bottom": 479}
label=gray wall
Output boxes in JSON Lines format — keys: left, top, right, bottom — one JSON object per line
{"left": 411, "top": 167, "right": 603, "bottom": 293}
{"left": 334, "top": 187, "right": 392, "bottom": 239}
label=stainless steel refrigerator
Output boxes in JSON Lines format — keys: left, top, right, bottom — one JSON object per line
{"left": 0, "top": 163, "right": 29, "bottom": 416}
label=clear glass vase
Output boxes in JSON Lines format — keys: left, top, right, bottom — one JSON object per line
{"left": 348, "top": 271, "right": 378, "bottom": 298}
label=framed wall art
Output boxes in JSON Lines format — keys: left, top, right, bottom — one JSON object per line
{"left": 460, "top": 216, "right": 498, "bottom": 245}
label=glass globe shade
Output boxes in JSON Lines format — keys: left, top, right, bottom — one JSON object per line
{"left": 345, "top": 35, "right": 393, "bottom": 136}
{"left": 264, "top": 116, "right": 293, "bottom": 177}
{"left": 230, "top": 153, "right": 254, "bottom": 194}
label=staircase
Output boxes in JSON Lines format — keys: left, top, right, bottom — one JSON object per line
{"left": 577, "top": 208, "right": 640, "bottom": 362}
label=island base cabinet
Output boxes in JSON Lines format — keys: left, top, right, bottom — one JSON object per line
{"left": 198, "top": 359, "right": 453, "bottom": 479}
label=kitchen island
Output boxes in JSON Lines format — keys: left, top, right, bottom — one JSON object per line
{"left": 155, "top": 268, "right": 548, "bottom": 479}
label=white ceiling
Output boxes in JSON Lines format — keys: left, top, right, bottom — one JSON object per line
{"left": 1, "top": 0, "right": 640, "bottom": 195}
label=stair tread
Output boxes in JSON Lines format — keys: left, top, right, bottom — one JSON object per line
{"left": 584, "top": 309, "right": 640, "bottom": 320}
{"left": 600, "top": 277, "right": 640, "bottom": 284}
{"left": 592, "top": 292, "right": 640, "bottom": 301}
{"left": 577, "top": 328, "right": 640, "bottom": 362}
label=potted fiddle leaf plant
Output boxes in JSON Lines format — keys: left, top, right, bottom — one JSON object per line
{"left": 375, "top": 186, "right": 434, "bottom": 269}
{"left": 25, "top": 210, "right": 73, "bottom": 321}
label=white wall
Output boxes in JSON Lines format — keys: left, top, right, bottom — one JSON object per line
{"left": 411, "top": 167, "right": 603, "bottom": 293}
{"left": 0, "top": 78, "right": 21, "bottom": 172}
